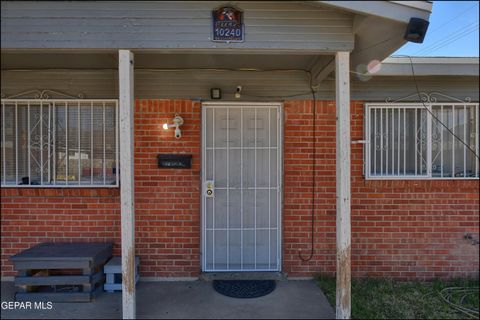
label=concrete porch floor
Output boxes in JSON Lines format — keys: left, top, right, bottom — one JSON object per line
{"left": 1, "top": 280, "right": 335, "bottom": 319}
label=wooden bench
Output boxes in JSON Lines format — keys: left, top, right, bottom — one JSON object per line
{"left": 103, "top": 256, "right": 140, "bottom": 292}
{"left": 11, "top": 242, "right": 113, "bottom": 302}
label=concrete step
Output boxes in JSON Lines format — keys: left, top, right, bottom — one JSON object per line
{"left": 199, "top": 272, "right": 287, "bottom": 281}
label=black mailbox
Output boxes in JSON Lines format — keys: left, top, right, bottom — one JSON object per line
{"left": 157, "top": 154, "right": 192, "bottom": 169}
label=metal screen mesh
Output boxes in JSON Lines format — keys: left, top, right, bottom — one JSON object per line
{"left": 203, "top": 104, "right": 281, "bottom": 271}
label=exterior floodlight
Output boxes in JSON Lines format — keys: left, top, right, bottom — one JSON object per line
{"left": 234, "top": 86, "right": 242, "bottom": 99}
{"left": 211, "top": 88, "right": 221, "bottom": 99}
{"left": 162, "top": 115, "right": 184, "bottom": 139}
{"left": 404, "top": 18, "right": 429, "bottom": 43}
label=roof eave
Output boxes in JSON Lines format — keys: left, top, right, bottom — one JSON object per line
{"left": 371, "top": 57, "right": 480, "bottom": 76}
{"left": 318, "top": 1, "right": 431, "bottom": 24}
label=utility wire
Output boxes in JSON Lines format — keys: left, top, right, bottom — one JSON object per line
{"left": 418, "top": 25, "right": 479, "bottom": 55}
{"left": 416, "top": 21, "right": 478, "bottom": 54}
{"left": 421, "top": 27, "right": 479, "bottom": 55}
{"left": 416, "top": 22, "right": 479, "bottom": 55}
{"left": 298, "top": 71, "right": 316, "bottom": 262}
{"left": 427, "top": 2, "right": 478, "bottom": 34}
{"left": 401, "top": 55, "right": 480, "bottom": 161}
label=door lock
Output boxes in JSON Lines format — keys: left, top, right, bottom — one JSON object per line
{"left": 205, "top": 180, "right": 214, "bottom": 197}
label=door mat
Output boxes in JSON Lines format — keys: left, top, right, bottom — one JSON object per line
{"left": 213, "top": 280, "right": 276, "bottom": 298}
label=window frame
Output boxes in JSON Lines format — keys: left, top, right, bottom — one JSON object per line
{"left": 1, "top": 99, "right": 119, "bottom": 188}
{"left": 364, "top": 102, "right": 479, "bottom": 180}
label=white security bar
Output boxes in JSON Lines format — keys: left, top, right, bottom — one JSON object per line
{"left": 366, "top": 103, "right": 479, "bottom": 179}
{"left": 0, "top": 99, "right": 119, "bottom": 187}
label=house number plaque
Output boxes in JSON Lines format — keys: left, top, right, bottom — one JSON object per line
{"left": 212, "top": 6, "right": 244, "bottom": 42}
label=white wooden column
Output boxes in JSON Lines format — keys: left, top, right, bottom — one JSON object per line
{"left": 119, "top": 49, "right": 136, "bottom": 319}
{"left": 335, "top": 51, "right": 351, "bottom": 320}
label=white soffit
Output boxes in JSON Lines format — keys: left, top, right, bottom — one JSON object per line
{"left": 308, "top": 1, "right": 433, "bottom": 84}
{"left": 372, "top": 57, "right": 480, "bottom": 76}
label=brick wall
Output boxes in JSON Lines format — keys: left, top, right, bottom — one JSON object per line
{"left": 1, "top": 188, "right": 120, "bottom": 276}
{"left": 282, "top": 100, "right": 480, "bottom": 280}
{"left": 134, "top": 99, "right": 201, "bottom": 278}
{"left": 0, "top": 99, "right": 201, "bottom": 278}
{"left": 349, "top": 102, "right": 479, "bottom": 280}
{"left": 283, "top": 100, "right": 337, "bottom": 276}
{"left": 1, "top": 99, "right": 478, "bottom": 279}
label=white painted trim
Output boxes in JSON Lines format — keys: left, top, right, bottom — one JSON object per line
{"left": 119, "top": 49, "right": 136, "bottom": 320}
{"left": 335, "top": 51, "right": 351, "bottom": 320}
{"left": 0, "top": 184, "right": 120, "bottom": 188}
{"left": 0, "top": 99, "right": 120, "bottom": 188}
{"left": 364, "top": 103, "right": 479, "bottom": 180}
{"left": 318, "top": 1, "right": 431, "bottom": 23}
{"left": 373, "top": 57, "right": 479, "bottom": 76}
{"left": 1, "top": 99, "right": 119, "bottom": 102}
{"left": 366, "top": 103, "right": 476, "bottom": 107}
{"left": 201, "top": 100, "right": 206, "bottom": 275}
{"left": 389, "top": 1, "right": 433, "bottom": 12}
{"left": 386, "top": 57, "right": 478, "bottom": 64}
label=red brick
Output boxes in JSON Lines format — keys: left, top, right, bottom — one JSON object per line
{"left": 1, "top": 99, "right": 478, "bottom": 280}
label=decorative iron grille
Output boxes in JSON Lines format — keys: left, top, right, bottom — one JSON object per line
{"left": 365, "top": 94, "right": 479, "bottom": 179}
{"left": 1, "top": 99, "right": 118, "bottom": 187}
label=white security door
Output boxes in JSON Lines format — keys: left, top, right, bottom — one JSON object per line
{"left": 202, "top": 103, "right": 282, "bottom": 271}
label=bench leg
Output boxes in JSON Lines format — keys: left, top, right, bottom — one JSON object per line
{"left": 16, "top": 270, "right": 33, "bottom": 293}
{"left": 105, "top": 273, "right": 115, "bottom": 293}
{"left": 82, "top": 268, "right": 93, "bottom": 293}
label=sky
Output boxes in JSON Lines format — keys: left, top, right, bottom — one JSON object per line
{"left": 393, "top": 1, "right": 479, "bottom": 57}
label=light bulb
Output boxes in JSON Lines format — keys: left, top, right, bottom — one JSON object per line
{"left": 235, "top": 85, "right": 242, "bottom": 99}
{"left": 162, "top": 123, "right": 169, "bottom": 130}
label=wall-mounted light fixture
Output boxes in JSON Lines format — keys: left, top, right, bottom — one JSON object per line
{"left": 404, "top": 17, "right": 429, "bottom": 43}
{"left": 234, "top": 86, "right": 242, "bottom": 99}
{"left": 210, "top": 88, "right": 221, "bottom": 99}
{"left": 162, "top": 114, "right": 184, "bottom": 139}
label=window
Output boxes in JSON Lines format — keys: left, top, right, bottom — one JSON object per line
{"left": 365, "top": 103, "right": 479, "bottom": 179}
{"left": 1, "top": 99, "right": 118, "bottom": 187}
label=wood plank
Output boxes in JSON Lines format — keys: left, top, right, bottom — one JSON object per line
{"left": 1, "top": 1, "right": 353, "bottom": 50}
{"left": 335, "top": 51, "right": 351, "bottom": 320}
{"left": 16, "top": 270, "right": 33, "bottom": 277}
{"left": 15, "top": 275, "right": 90, "bottom": 286}
{"left": 2, "top": 17, "right": 353, "bottom": 28}
{"left": 1, "top": 1, "right": 344, "bottom": 12}
{"left": 1, "top": 32, "right": 354, "bottom": 44}
{"left": 2, "top": 8, "right": 351, "bottom": 20}
{"left": 14, "top": 260, "right": 91, "bottom": 270}
{"left": 3, "top": 24, "right": 353, "bottom": 35}
{"left": 16, "top": 291, "right": 91, "bottom": 302}
{"left": 0, "top": 39, "right": 353, "bottom": 51}
{"left": 119, "top": 49, "right": 136, "bottom": 319}
{"left": 11, "top": 242, "right": 113, "bottom": 261}
{"left": 3, "top": 70, "right": 478, "bottom": 102}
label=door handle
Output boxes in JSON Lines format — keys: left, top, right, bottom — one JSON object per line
{"left": 205, "top": 180, "right": 214, "bottom": 197}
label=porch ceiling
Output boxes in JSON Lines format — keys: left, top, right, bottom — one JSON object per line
{"left": 1, "top": 1, "right": 433, "bottom": 85}
{"left": 0, "top": 51, "right": 330, "bottom": 71}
